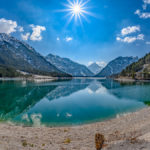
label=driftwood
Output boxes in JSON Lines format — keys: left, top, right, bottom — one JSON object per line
{"left": 95, "top": 133, "right": 105, "bottom": 150}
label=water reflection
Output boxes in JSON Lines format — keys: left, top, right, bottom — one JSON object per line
{"left": 0, "top": 79, "right": 149, "bottom": 126}
{"left": 0, "top": 80, "right": 57, "bottom": 120}
{"left": 46, "top": 79, "right": 90, "bottom": 101}
{"left": 101, "top": 80, "right": 150, "bottom": 102}
{"left": 87, "top": 80, "right": 107, "bottom": 94}
{"left": 0, "top": 79, "right": 90, "bottom": 121}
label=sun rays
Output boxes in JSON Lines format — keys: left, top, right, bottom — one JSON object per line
{"left": 59, "top": 0, "right": 95, "bottom": 26}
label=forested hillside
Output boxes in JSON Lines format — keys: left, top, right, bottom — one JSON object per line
{"left": 120, "top": 53, "right": 150, "bottom": 80}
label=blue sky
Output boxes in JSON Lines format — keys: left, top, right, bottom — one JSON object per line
{"left": 0, "top": 0, "right": 150, "bottom": 66}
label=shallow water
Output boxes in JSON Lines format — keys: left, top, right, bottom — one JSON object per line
{"left": 0, "top": 79, "right": 149, "bottom": 126}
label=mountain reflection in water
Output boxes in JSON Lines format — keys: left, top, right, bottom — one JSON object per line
{"left": 0, "top": 79, "right": 149, "bottom": 126}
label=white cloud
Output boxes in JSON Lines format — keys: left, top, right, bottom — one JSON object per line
{"left": 121, "top": 26, "right": 140, "bottom": 36}
{"left": 21, "top": 32, "right": 30, "bottom": 41}
{"left": 117, "top": 36, "right": 136, "bottom": 43}
{"left": 117, "top": 25, "right": 144, "bottom": 44}
{"left": 66, "top": 113, "right": 72, "bottom": 118}
{"left": 30, "top": 24, "right": 46, "bottom": 41}
{"left": 88, "top": 61, "right": 94, "bottom": 66}
{"left": 146, "top": 41, "right": 150, "bottom": 44}
{"left": 0, "top": 18, "right": 46, "bottom": 42}
{"left": 137, "top": 34, "right": 144, "bottom": 40}
{"left": 135, "top": 9, "right": 150, "bottom": 19}
{"left": 143, "top": 0, "right": 150, "bottom": 9}
{"left": 57, "top": 37, "right": 60, "bottom": 41}
{"left": 65, "top": 37, "right": 73, "bottom": 42}
{"left": 0, "top": 18, "right": 17, "bottom": 34}
{"left": 88, "top": 61, "right": 107, "bottom": 68}
{"left": 117, "top": 34, "right": 144, "bottom": 43}
{"left": 30, "top": 113, "right": 42, "bottom": 127}
{"left": 96, "top": 61, "right": 107, "bottom": 68}
{"left": 18, "top": 26, "right": 24, "bottom": 32}
{"left": 22, "top": 114, "right": 30, "bottom": 122}
{"left": 143, "top": 0, "right": 150, "bottom": 4}
{"left": 87, "top": 88, "right": 94, "bottom": 94}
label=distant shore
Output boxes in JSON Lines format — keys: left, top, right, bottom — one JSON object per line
{"left": 1, "top": 75, "right": 150, "bottom": 84}
{"left": 0, "top": 75, "right": 63, "bottom": 82}
{"left": 114, "top": 77, "right": 136, "bottom": 82}
{"left": 0, "top": 76, "right": 106, "bottom": 82}
{"left": 115, "top": 77, "right": 150, "bottom": 82}
{"left": 0, "top": 77, "right": 56, "bottom": 83}
{"left": 1, "top": 107, "right": 150, "bottom": 149}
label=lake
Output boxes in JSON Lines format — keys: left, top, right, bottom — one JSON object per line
{"left": 0, "top": 79, "right": 149, "bottom": 127}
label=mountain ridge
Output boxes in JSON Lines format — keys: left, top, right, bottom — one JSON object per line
{"left": 46, "top": 53, "right": 94, "bottom": 77}
{"left": 88, "top": 62, "right": 103, "bottom": 74}
{"left": 96, "top": 56, "right": 138, "bottom": 77}
{"left": 0, "top": 33, "right": 70, "bottom": 77}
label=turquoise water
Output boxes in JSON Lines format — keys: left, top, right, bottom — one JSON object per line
{"left": 0, "top": 79, "right": 149, "bottom": 127}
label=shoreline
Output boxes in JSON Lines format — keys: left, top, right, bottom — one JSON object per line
{"left": 0, "top": 76, "right": 106, "bottom": 83}
{"left": 114, "top": 77, "right": 150, "bottom": 82}
{"left": 1, "top": 76, "right": 150, "bottom": 83}
{"left": 1, "top": 107, "right": 150, "bottom": 149}
{"left": 0, "top": 75, "right": 60, "bottom": 82}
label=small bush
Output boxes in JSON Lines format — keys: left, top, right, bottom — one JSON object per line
{"left": 64, "top": 138, "right": 71, "bottom": 144}
{"left": 22, "top": 140, "right": 27, "bottom": 147}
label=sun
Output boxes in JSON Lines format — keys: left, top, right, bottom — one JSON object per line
{"left": 60, "top": 0, "right": 95, "bottom": 25}
{"left": 73, "top": 4, "right": 81, "bottom": 14}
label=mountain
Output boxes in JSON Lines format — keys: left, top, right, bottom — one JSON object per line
{"left": 0, "top": 33, "right": 70, "bottom": 77}
{"left": 120, "top": 53, "right": 150, "bottom": 80}
{"left": 88, "top": 63, "right": 103, "bottom": 74}
{"left": 96, "top": 56, "right": 138, "bottom": 77}
{"left": 0, "top": 64, "right": 21, "bottom": 77}
{"left": 46, "top": 53, "right": 94, "bottom": 77}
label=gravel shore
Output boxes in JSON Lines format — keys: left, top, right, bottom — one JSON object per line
{"left": 1, "top": 107, "right": 150, "bottom": 150}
